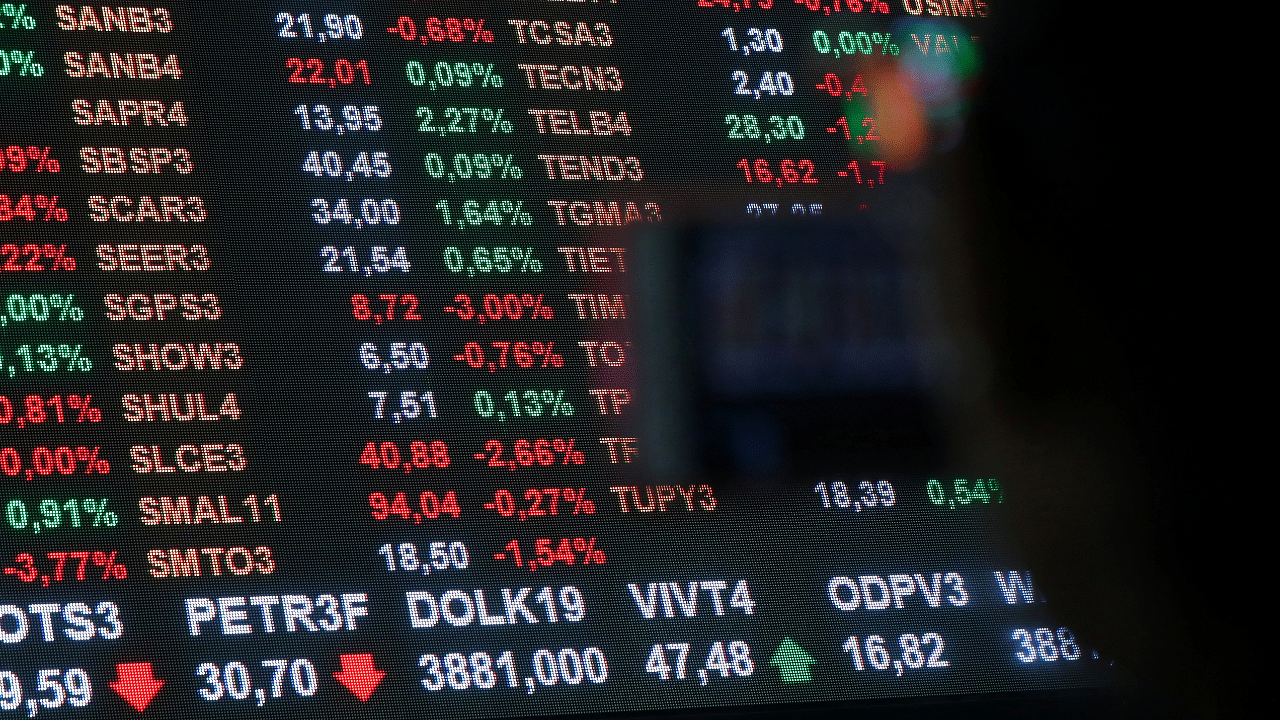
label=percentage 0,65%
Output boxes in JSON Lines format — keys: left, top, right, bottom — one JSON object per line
{"left": 5, "top": 498, "right": 118, "bottom": 535}
{"left": 1, "top": 344, "right": 91, "bottom": 377}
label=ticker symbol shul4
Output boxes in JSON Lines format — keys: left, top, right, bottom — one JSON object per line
{"left": 333, "top": 653, "right": 385, "bottom": 701}
{"left": 110, "top": 662, "right": 164, "bottom": 712}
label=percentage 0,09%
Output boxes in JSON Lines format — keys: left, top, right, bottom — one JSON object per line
{"left": 406, "top": 61, "right": 502, "bottom": 90}
{"left": 425, "top": 152, "right": 522, "bottom": 181}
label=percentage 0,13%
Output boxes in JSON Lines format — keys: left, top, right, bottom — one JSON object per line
{"left": 0, "top": 446, "right": 109, "bottom": 479}
{"left": 5, "top": 550, "right": 126, "bottom": 586}
{"left": 495, "top": 538, "right": 605, "bottom": 572}
{"left": 1, "top": 344, "right": 90, "bottom": 377}
{"left": 473, "top": 389, "right": 574, "bottom": 421}
{"left": 5, "top": 498, "right": 118, "bottom": 535}
{"left": 1, "top": 293, "right": 82, "bottom": 328}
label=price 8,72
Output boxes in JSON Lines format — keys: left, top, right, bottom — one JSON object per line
{"left": 646, "top": 641, "right": 753, "bottom": 684}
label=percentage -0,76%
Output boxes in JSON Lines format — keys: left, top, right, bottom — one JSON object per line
{"left": 0, "top": 293, "right": 82, "bottom": 329}
{"left": 5, "top": 498, "right": 118, "bottom": 535}
{"left": 0, "top": 344, "right": 90, "bottom": 377}
{"left": 0, "top": 446, "right": 110, "bottom": 479}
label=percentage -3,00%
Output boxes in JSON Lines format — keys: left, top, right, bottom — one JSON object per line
{"left": 444, "top": 293, "right": 553, "bottom": 324}
{"left": 0, "top": 446, "right": 110, "bottom": 479}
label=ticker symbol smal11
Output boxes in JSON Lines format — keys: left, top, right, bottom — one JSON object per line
{"left": 320, "top": 245, "right": 410, "bottom": 274}
{"left": 0, "top": 668, "right": 92, "bottom": 713}
{"left": 419, "top": 648, "right": 607, "bottom": 694}
{"left": 311, "top": 198, "right": 400, "bottom": 228}
{"left": 197, "top": 658, "right": 319, "bottom": 705}
{"left": 473, "top": 389, "right": 573, "bottom": 421}
{"left": 406, "top": 61, "right": 503, "bottom": 90}
{"left": 6, "top": 498, "right": 118, "bottom": 535}
{"left": 843, "top": 633, "right": 950, "bottom": 677}
{"left": 0, "top": 446, "right": 108, "bottom": 479}
{"left": 647, "top": 642, "right": 753, "bottom": 686}
{"left": 433, "top": 199, "right": 533, "bottom": 229}
{"left": 926, "top": 478, "right": 1003, "bottom": 509}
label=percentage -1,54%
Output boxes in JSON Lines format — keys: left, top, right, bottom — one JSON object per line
{"left": 494, "top": 537, "right": 605, "bottom": 572}
{"left": 0, "top": 293, "right": 82, "bottom": 328}
{"left": 5, "top": 550, "right": 126, "bottom": 587}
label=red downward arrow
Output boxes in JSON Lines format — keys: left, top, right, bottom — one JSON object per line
{"left": 110, "top": 662, "right": 164, "bottom": 712}
{"left": 333, "top": 653, "right": 385, "bottom": 701}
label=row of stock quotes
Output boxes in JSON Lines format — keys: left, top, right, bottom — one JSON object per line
{"left": 0, "top": 1, "right": 1110, "bottom": 718}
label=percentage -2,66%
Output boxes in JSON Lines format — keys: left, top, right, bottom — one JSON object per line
{"left": 476, "top": 439, "right": 585, "bottom": 471}
{"left": 0, "top": 344, "right": 91, "bottom": 377}
{"left": 444, "top": 293, "right": 553, "bottom": 324}
{"left": 0, "top": 446, "right": 109, "bottom": 479}
{"left": 5, "top": 550, "right": 126, "bottom": 587}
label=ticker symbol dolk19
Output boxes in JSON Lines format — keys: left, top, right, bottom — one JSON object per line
{"left": 333, "top": 653, "right": 384, "bottom": 701}
{"left": 110, "top": 662, "right": 163, "bottom": 712}
{"left": 769, "top": 638, "right": 815, "bottom": 683}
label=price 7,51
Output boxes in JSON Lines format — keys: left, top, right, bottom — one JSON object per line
{"left": 369, "top": 391, "right": 438, "bottom": 421}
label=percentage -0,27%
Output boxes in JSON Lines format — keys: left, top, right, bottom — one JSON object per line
{"left": 5, "top": 550, "right": 126, "bottom": 587}
{"left": 0, "top": 293, "right": 82, "bottom": 329}
{"left": 495, "top": 537, "right": 605, "bottom": 572}
{"left": 0, "top": 446, "right": 109, "bottom": 479}
{"left": 406, "top": 61, "right": 502, "bottom": 91}
{"left": 389, "top": 16, "right": 494, "bottom": 44}
{"left": 484, "top": 487, "right": 595, "bottom": 519}
{"left": 0, "top": 344, "right": 91, "bottom": 377}
{"left": 5, "top": 498, "right": 118, "bottom": 535}
{"left": 0, "top": 394, "right": 101, "bottom": 429}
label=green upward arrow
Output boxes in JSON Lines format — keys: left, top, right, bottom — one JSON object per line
{"left": 769, "top": 637, "right": 816, "bottom": 683}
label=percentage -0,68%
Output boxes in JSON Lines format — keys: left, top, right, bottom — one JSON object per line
{"left": 0, "top": 394, "right": 101, "bottom": 429}
{"left": 406, "top": 61, "right": 502, "bottom": 91}
{"left": 5, "top": 498, "right": 118, "bottom": 535}
{"left": 0, "top": 446, "right": 109, "bottom": 479}
{"left": 0, "top": 293, "right": 82, "bottom": 328}
{"left": 5, "top": 550, "right": 126, "bottom": 586}
{"left": 0, "top": 344, "right": 91, "bottom": 377}
{"left": 389, "top": 16, "right": 494, "bottom": 44}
